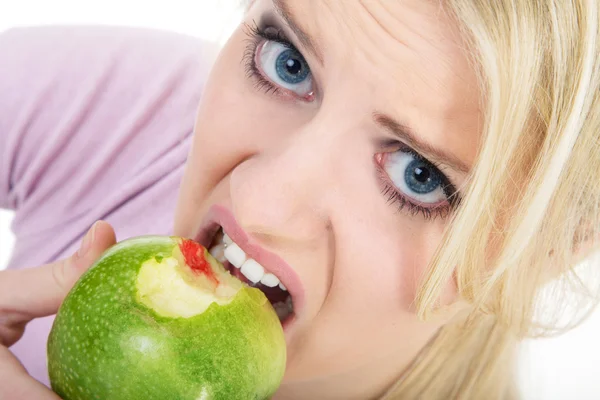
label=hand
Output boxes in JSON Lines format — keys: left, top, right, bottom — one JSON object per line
{"left": 0, "top": 221, "right": 116, "bottom": 399}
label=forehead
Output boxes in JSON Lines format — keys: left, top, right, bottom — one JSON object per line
{"left": 272, "top": 0, "right": 483, "bottom": 169}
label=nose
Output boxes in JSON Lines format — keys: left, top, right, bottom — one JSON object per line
{"left": 229, "top": 116, "right": 341, "bottom": 245}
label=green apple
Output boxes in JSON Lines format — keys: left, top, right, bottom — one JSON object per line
{"left": 47, "top": 236, "right": 286, "bottom": 400}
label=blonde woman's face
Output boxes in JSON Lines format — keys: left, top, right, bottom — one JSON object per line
{"left": 175, "top": 0, "right": 482, "bottom": 397}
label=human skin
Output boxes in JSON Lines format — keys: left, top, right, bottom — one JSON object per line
{"left": 0, "top": 1, "right": 484, "bottom": 399}
{"left": 174, "top": 0, "right": 482, "bottom": 398}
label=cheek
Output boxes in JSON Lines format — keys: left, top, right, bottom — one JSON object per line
{"left": 355, "top": 231, "right": 431, "bottom": 311}
{"left": 334, "top": 202, "right": 454, "bottom": 316}
{"left": 175, "top": 31, "right": 253, "bottom": 235}
{"left": 191, "top": 29, "right": 306, "bottom": 168}
{"left": 175, "top": 26, "right": 314, "bottom": 235}
{"left": 295, "top": 219, "right": 450, "bottom": 373}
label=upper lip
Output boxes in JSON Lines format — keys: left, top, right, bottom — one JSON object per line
{"left": 195, "top": 204, "right": 305, "bottom": 317}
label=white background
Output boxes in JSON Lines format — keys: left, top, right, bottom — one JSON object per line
{"left": 1, "top": 1, "right": 599, "bottom": 398}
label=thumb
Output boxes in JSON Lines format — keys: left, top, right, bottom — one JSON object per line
{"left": 0, "top": 221, "right": 117, "bottom": 320}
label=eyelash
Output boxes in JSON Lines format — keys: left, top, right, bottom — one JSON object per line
{"left": 377, "top": 146, "right": 462, "bottom": 221}
{"left": 242, "top": 21, "right": 461, "bottom": 221}
{"left": 242, "top": 21, "right": 300, "bottom": 98}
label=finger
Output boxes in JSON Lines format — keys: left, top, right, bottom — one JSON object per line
{"left": 0, "top": 221, "right": 116, "bottom": 320}
{"left": 0, "top": 347, "right": 61, "bottom": 400}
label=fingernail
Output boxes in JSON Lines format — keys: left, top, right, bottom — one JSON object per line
{"left": 77, "top": 222, "right": 98, "bottom": 258}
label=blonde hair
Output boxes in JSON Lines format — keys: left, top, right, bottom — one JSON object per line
{"left": 383, "top": 0, "right": 600, "bottom": 398}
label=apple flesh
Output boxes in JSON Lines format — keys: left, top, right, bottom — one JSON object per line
{"left": 47, "top": 236, "right": 286, "bottom": 400}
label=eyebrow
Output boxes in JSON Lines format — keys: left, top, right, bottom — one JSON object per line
{"left": 270, "top": 1, "right": 469, "bottom": 175}
{"left": 272, "top": 0, "right": 324, "bottom": 64}
{"left": 374, "top": 113, "right": 471, "bottom": 174}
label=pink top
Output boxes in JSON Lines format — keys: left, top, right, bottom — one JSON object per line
{"left": 0, "top": 26, "right": 215, "bottom": 385}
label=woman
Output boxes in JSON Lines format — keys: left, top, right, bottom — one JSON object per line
{"left": 1, "top": 0, "right": 598, "bottom": 398}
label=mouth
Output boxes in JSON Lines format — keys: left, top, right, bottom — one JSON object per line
{"left": 195, "top": 206, "right": 303, "bottom": 330}
{"left": 205, "top": 228, "right": 295, "bottom": 323}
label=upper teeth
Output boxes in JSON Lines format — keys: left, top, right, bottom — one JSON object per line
{"left": 240, "top": 259, "right": 264, "bottom": 285}
{"left": 224, "top": 243, "right": 246, "bottom": 268}
{"left": 260, "top": 273, "right": 280, "bottom": 288}
{"left": 210, "top": 232, "right": 288, "bottom": 291}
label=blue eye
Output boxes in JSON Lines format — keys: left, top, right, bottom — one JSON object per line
{"left": 384, "top": 150, "right": 448, "bottom": 204}
{"left": 405, "top": 159, "right": 442, "bottom": 194}
{"left": 275, "top": 49, "right": 310, "bottom": 84}
{"left": 258, "top": 41, "right": 313, "bottom": 97}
